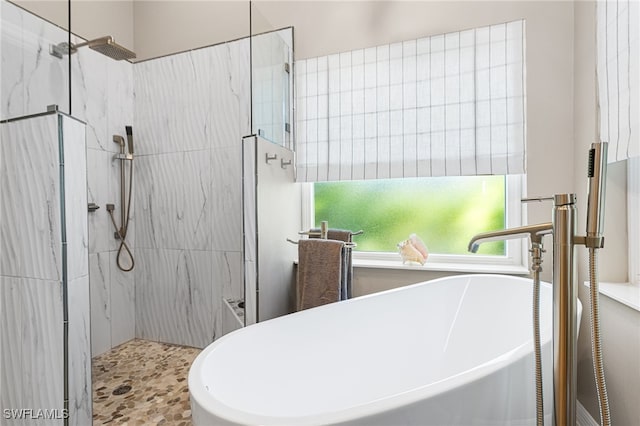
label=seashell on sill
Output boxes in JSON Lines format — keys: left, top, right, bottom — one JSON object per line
{"left": 397, "top": 234, "right": 429, "bottom": 265}
{"left": 409, "top": 234, "right": 428, "bottom": 259}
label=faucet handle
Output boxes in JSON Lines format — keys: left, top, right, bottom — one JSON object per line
{"left": 521, "top": 196, "right": 554, "bottom": 203}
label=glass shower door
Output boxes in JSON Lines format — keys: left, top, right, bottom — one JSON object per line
{"left": 245, "top": 7, "right": 297, "bottom": 325}
{"left": 1, "top": 0, "right": 71, "bottom": 120}
{"left": 250, "top": 20, "right": 294, "bottom": 149}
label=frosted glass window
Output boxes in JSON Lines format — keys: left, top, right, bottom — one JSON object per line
{"left": 314, "top": 176, "right": 506, "bottom": 255}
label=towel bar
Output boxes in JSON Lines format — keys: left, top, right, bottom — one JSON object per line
{"left": 297, "top": 229, "right": 364, "bottom": 236}
{"left": 287, "top": 238, "right": 357, "bottom": 248}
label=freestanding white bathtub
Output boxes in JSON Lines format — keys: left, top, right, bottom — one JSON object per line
{"left": 189, "top": 274, "right": 582, "bottom": 425}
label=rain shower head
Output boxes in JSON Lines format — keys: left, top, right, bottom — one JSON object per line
{"left": 85, "top": 36, "right": 136, "bottom": 61}
{"left": 50, "top": 36, "right": 136, "bottom": 61}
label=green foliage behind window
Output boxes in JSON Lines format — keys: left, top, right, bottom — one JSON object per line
{"left": 314, "top": 176, "right": 506, "bottom": 255}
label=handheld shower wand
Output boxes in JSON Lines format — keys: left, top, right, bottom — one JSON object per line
{"left": 126, "top": 125, "right": 134, "bottom": 155}
{"left": 107, "top": 128, "right": 135, "bottom": 272}
{"left": 586, "top": 142, "right": 608, "bottom": 247}
{"left": 585, "top": 142, "right": 610, "bottom": 426}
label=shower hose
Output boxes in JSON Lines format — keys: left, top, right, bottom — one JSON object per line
{"left": 589, "top": 248, "right": 611, "bottom": 426}
{"left": 107, "top": 159, "right": 135, "bottom": 272}
{"left": 531, "top": 253, "right": 544, "bottom": 426}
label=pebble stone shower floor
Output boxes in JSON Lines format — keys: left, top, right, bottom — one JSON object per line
{"left": 92, "top": 339, "right": 201, "bottom": 425}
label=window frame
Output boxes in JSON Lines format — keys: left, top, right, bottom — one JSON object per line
{"left": 301, "top": 174, "right": 529, "bottom": 274}
{"left": 629, "top": 157, "right": 639, "bottom": 285}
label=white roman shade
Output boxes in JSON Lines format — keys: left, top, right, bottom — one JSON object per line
{"left": 597, "top": 0, "right": 640, "bottom": 161}
{"left": 295, "top": 20, "right": 526, "bottom": 182}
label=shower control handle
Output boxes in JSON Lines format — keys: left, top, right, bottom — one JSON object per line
{"left": 113, "top": 135, "right": 125, "bottom": 150}
{"left": 521, "top": 196, "right": 554, "bottom": 203}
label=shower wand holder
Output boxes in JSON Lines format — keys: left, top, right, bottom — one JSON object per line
{"left": 113, "top": 153, "right": 134, "bottom": 161}
{"left": 106, "top": 204, "right": 124, "bottom": 240}
{"left": 573, "top": 235, "right": 605, "bottom": 249}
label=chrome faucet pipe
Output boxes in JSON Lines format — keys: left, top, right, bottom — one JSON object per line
{"left": 468, "top": 193, "right": 580, "bottom": 426}
{"left": 467, "top": 222, "right": 553, "bottom": 253}
{"left": 552, "top": 193, "right": 578, "bottom": 426}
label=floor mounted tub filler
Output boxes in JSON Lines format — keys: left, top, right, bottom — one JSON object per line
{"left": 189, "top": 274, "right": 582, "bottom": 425}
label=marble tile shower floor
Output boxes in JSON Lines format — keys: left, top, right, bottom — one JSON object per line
{"left": 92, "top": 339, "right": 201, "bottom": 425}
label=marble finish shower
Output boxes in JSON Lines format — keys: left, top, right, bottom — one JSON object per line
{"left": 133, "top": 40, "right": 250, "bottom": 347}
{"left": 1, "top": 1, "right": 252, "bottom": 423}
{"left": 0, "top": 112, "right": 90, "bottom": 425}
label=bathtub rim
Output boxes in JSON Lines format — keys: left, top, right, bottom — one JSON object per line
{"left": 189, "top": 274, "right": 577, "bottom": 426}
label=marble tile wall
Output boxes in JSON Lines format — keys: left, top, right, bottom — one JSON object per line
{"left": 134, "top": 38, "right": 250, "bottom": 347}
{"left": 0, "top": 0, "right": 130, "bottom": 360}
{"left": 62, "top": 115, "right": 91, "bottom": 426}
{"left": 0, "top": 113, "right": 88, "bottom": 425}
{"left": 3, "top": 0, "right": 253, "bottom": 372}
{"left": 1, "top": 0, "right": 70, "bottom": 120}
{"left": 70, "top": 33, "right": 136, "bottom": 357}
{"left": 1, "top": 0, "right": 136, "bottom": 359}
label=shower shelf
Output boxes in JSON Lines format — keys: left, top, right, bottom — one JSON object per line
{"left": 223, "top": 298, "right": 244, "bottom": 333}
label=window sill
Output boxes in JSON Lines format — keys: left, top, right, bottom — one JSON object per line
{"left": 583, "top": 281, "right": 640, "bottom": 312}
{"left": 352, "top": 257, "right": 530, "bottom": 275}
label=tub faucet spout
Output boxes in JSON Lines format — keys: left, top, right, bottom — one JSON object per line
{"left": 468, "top": 222, "right": 553, "bottom": 253}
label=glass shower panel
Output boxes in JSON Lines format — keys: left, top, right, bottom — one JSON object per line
{"left": 1, "top": 0, "right": 71, "bottom": 120}
{"left": 246, "top": 5, "right": 295, "bottom": 326}
{"left": 0, "top": 111, "right": 89, "bottom": 425}
{"left": 251, "top": 27, "right": 293, "bottom": 148}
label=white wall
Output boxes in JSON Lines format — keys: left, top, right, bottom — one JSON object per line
{"left": 72, "top": 0, "right": 134, "bottom": 51}
{"left": 12, "top": 0, "right": 68, "bottom": 30}
{"left": 573, "top": 2, "right": 639, "bottom": 425}
{"left": 13, "top": 0, "right": 135, "bottom": 51}
{"left": 133, "top": 1, "right": 248, "bottom": 61}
